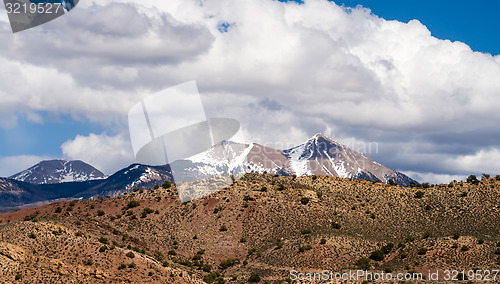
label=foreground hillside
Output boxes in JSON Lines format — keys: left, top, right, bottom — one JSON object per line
{"left": 1, "top": 174, "right": 500, "bottom": 283}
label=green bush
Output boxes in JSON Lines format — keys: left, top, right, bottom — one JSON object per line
{"left": 320, "top": 238, "right": 327, "bottom": 244}
{"left": 332, "top": 222, "right": 341, "bottom": 229}
{"left": 381, "top": 243, "right": 394, "bottom": 254}
{"left": 126, "top": 252, "right": 135, "bottom": 258}
{"left": 369, "top": 250, "right": 384, "bottom": 261}
{"left": 300, "top": 197, "right": 310, "bottom": 205}
{"left": 179, "top": 261, "right": 193, "bottom": 268}
{"left": 219, "top": 258, "right": 239, "bottom": 269}
{"left": 422, "top": 231, "right": 432, "bottom": 239}
{"left": 128, "top": 262, "right": 136, "bottom": 268}
{"left": 98, "top": 237, "right": 108, "bottom": 244}
{"left": 414, "top": 191, "right": 425, "bottom": 198}
{"left": 168, "top": 250, "right": 177, "bottom": 256}
{"left": 28, "top": 232, "right": 36, "bottom": 239}
{"left": 55, "top": 207, "right": 62, "bottom": 213}
{"left": 203, "top": 272, "right": 223, "bottom": 284}
{"left": 467, "top": 175, "right": 479, "bottom": 184}
{"left": 417, "top": 247, "right": 428, "bottom": 255}
{"left": 452, "top": 232, "right": 460, "bottom": 240}
{"left": 127, "top": 200, "right": 140, "bottom": 209}
{"left": 357, "top": 257, "right": 371, "bottom": 270}
{"left": 248, "top": 272, "right": 261, "bottom": 283}
{"left": 461, "top": 245, "right": 470, "bottom": 251}
{"left": 97, "top": 210, "right": 105, "bottom": 216}
{"left": 99, "top": 245, "right": 108, "bottom": 252}
{"left": 301, "top": 229, "right": 311, "bottom": 235}
{"left": 219, "top": 224, "right": 228, "bottom": 231}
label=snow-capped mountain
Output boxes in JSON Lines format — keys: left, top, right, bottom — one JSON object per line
{"left": 183, "top": 133, "right": 415, "bottom": 186}
{"left": 9, "top": 160, "right": 106, "bottom": 184}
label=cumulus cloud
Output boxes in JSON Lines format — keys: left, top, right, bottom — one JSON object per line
{"left": 61, "top": 133, "right": 135, "bottom": 174}
{"left": 1, "top": 0, "right": 500, "bottom": 182}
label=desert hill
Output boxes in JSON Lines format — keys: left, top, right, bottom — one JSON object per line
{"left": 1, "top": 174, "right": 500, "bottom": 283}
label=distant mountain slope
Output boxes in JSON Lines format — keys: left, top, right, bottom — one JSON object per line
{"left": 9, "top": 160, "right": 106, "bottom": 184}
{"left": 0, "top": 164, "right": 173, "bottom": 210}
{"left": 184, "top": 133, "right": 416, "bottom": 186}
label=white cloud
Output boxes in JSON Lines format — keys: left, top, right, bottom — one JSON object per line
{"left": 1, "top": 0, "right": 500, "bottom": 182}
{"left": 61, "top": 133, "right": 135, "bottom": 174}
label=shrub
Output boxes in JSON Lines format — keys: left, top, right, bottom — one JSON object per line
{"left": 381, "top": 243, "right": 394, "bottom": 254}
{"left": 99, "top": 245, "right": 108, "bottom": 252}
{"left": 357, "top": 257, "right": 371, "bottom": 270}
{"left": 128, "top": 262, "right": 136, "bottom": 268}
{"left": 126, "top": 252, "right": 135, "bottom": 258}
{"left": 248, "top": 248, "right": 256, "bottom": 255}
{"left": 28, "top": 232, "right": 36, "bottom": 239}
{"left": 417, "top": 247, "right": 428, "bottom": 255}
{"left": 461, "top": 245, "right": 470, "bottom": 251}
{"left": 162, "top": 261, "right": 169, "bottom": 267}
{"left": 369, "top": 250, "right": 384, "bottom": 261}
{"left": 494, "top": 248, "right": 500, "bottom": 255}
{"left": 168, "top": 250, "right": 177, "bottom": 256}
{"left": 118, "top": 263, "right": 126, "bottom": 270}
{"left": 15, "top": 273, "right": 21, "bottom": 280}
{"left": 383, "top": 267, "right": 393, "bottom": 273}
{"left": 98, "top": 237, "right": 108, "bottom": 244}
{"left": 219, "top": 225, "right": 228, "bottom": 231}
{"left": 332, "top": 222, "right": 341, "bottom": 229}
{"left": 83, "top": 259, "right": 93, "bottom": 266}
{"left": 301, "top": 229, "right": 311, "bottom": 235}
{"left": 452, "top": 232, "right": 460, "bottom": 240}
{"left": 405, "top": 236, "right": 415, "bottom": 242}
{"left": 478, "top": 239, "right": 485, "bottom": 244}
{"left": 203, "top": 272, "right": 223, "bottom": 284}
{"left": 55, "top": 207, "right": 62, "bottom": 213}
{"left": 467, "top": 175, "right": 479, "bottom": 184}
{"left": 97, "top": 210, "right": 105, "bottom": 216}
{"left": 179, "top": 261, "right": 193, "bottom": 268}
{"left": 219, "top": 258, "right": 239, "bottom": 269}
{"left": 414, "top": 191, "right": 425, "bottom": 198}
{"left": 422, "top": 231, "right": 432, "bottom": 239}
{"left": 298, "top": 245, "right": 312, "bottom": 252}
{"left": 400, "top": 252, "right": 408, "bottom": 259}
{"left": 143, "top": 207, "right": 154, "bottom": 214}
{"left": 162, "top": 181, "right": 172, "bottom": 188}
{"left": 248, "top": 272, "right": 261, "bottom": 283}
{"left": 300, "top": 197, "right": 310, "bottom": 205}
{"left": 240, "top": 237, "right": 247, "bottom": 243}
{"left": 320, "top": 238, "right": 327, "bottom": 244}
{"left": 127, "top": 200, "right": 140, "bottom": 209}
{"left": 276, "top": 239, "right": 284, "bottom": 249}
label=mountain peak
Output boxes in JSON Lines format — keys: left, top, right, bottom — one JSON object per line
{"left": 9, "top": 159, "right": 106, "bottom": 184}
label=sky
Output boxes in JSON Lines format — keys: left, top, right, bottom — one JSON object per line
{"left": 0, "top": 0, "right": 500, "bottom": 184}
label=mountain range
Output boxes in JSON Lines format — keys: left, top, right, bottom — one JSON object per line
{"left": 0, "top": 134, "right": 416, "bottom": 209}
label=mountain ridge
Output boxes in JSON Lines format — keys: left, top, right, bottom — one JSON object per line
{"left": 9, "top": 159, "right": 106, "bottom": 184}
